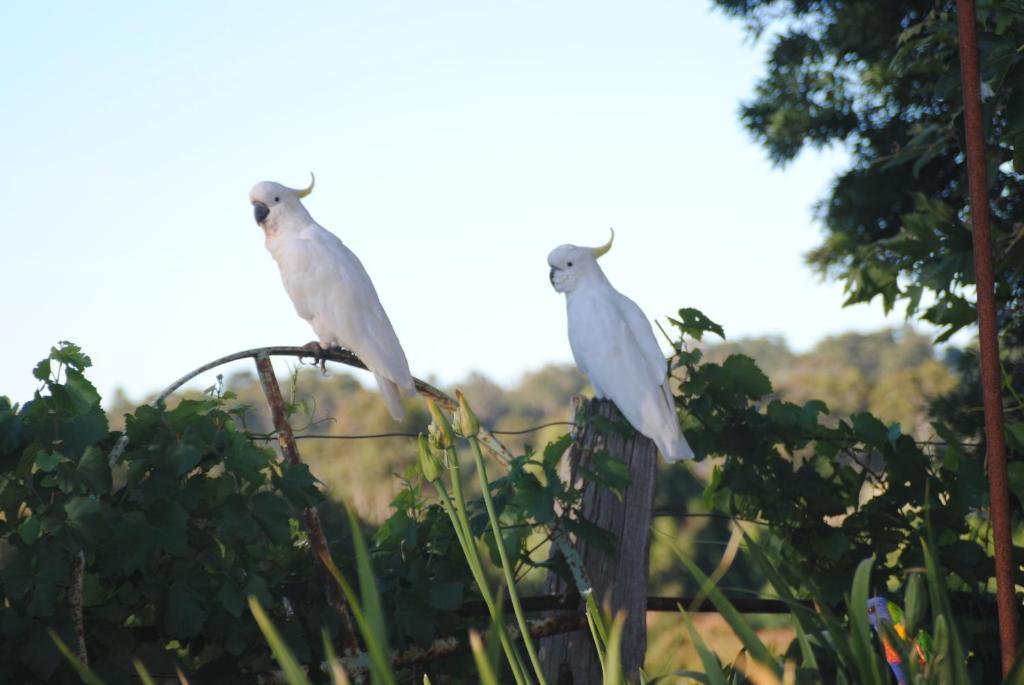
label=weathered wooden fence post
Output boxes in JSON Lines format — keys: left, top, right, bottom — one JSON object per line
{"left": 540, "top": 396, "right": 658, "bottom": 684}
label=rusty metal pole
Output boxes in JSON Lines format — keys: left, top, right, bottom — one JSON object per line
{"left": 254, "top": 353, "right": 362, "bottom": 656}
{"left": 955, "top": 0, "right": 1019, "bottom": 673}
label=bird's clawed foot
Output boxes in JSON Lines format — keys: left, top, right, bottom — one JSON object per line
{"left": 301, "top": 341, "right": 330, "bottom": 374}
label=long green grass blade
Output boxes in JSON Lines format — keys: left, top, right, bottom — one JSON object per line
{"left": 248, "top": 596, "right": 312, "bottom": 685}
{"left": 435, "top": 484, "right": 472, "bottom": 565}
{"left": 470, "top": 630, "right": 501, "bottom": 685}
{"left": 315, "top": 520, "right": 396, "bottom": 685}
{"left": 469, "top": 436, "right": 546, "bottom": 685}
{"left": 806, "top": 588, "right": 858, "bottom": 671}
{"left": 921, "top": 537, "right": 970, "bottom": 685}
{"left": 603, "top": 612, "right": 627, "bottom": 685}
{"left": 676, "top": 603, "right": 729, "bottom": 685}
{"left": 585, "top": 591, "right": 609, "bottom": 668}
{"left": 434, "top": 480, "right": 529, "bottom": 685}
{"left": 443, "top": 443, "right": 476, "bottom": 560}
{"left": 790, "top": 620, "right": 819, "bottom": 673}
{"left": 555, "top": 536, "right": 608, "bottom": 664}
{"left": 688, "top": 523, "right": 744, "bottom": 613}
{"left": 132, "top": 660, "right": 158, "bottom": 685}
{"left": 921, "top": 485, "right": 972, "bottom": 685}
{"left": 437, "top": 434, "right": 530, "bottom": 685}
{"left": 322, "top": 627, "right": 351, "bottom": 685}
{"left": 847, "top": 557, "right": 886, "bottom": 685}
{"left": 670, "top": 542, "right": 781, "bottom": 677}
{"left": 48, "top": 631, "right": 107, "bottom": 685}
{"left": 741, "top": 531, "right": 819, "bottom": 670}
{"left": 485, "top": 595, "right": 507, "bottom": 676}
{"left": 345, "top": 503, "right": 391, "bottom": 685}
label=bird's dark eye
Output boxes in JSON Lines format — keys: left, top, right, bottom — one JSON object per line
{"left": 567, "top": 261, "right": 573, "bottom": 267}
{"left": 274, "top": 196, "right": 280, "bottom": 202}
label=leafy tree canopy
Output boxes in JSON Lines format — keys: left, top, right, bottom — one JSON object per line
{"left": 712, "top": 0, "right": 1024, "bottom": 350}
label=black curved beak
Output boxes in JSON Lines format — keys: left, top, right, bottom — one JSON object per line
{"left": 253, "top": 201, "right": 270, "bottom": 225}
{"left": 549, "top": 267, "right": 559, "bottom": 285}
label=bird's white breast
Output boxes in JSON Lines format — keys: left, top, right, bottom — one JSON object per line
{"left": 566, "top": 286, "right": 624, "bottom": 368}
{"left": 267, "top": 234, "right": 313, "bottom": 308}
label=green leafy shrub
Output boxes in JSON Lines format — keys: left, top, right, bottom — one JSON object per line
{"left": 0, "top": 343, "right": 327, "bottom": 683}
{"left": 0, "top": 343, "right": 621, "bottom": 683}
{"left": 667, "top": 310, "right": 1007, "bottom": 680}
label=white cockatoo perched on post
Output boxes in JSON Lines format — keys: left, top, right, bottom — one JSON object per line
{"left": 548, "top": 230, "right": 694, "bottom": 462}
{"left": 249, "top": 174, "right": 416, "bottom": 421}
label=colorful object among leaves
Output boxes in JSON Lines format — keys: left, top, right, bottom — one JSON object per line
{"left": 867, "top": 597, "right": 932, "bottom": 685}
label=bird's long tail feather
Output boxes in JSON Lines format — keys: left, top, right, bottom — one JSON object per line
{"left": 659, "top": 433, "right": 695, "bottom": 463}
{"left": 374, "top": 372, "right": 406, "bottom": 421}
{"left": 658, "top": 382, "right": 694, "bottom": 462}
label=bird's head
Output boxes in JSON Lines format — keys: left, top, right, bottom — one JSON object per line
{"left": 867, "top": 597, "right": 892, "bottom": 630}
{"left": 547, "top": 228, "right": 614, "bottom": 294}
{"left": 249, "top": 173, "right": 315, "bottom": 235}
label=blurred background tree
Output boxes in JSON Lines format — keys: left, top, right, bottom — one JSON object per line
{"left": 708, "top": 0, "right": 1024, "bottom": 437}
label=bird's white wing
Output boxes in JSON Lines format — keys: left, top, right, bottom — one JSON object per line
{"left": 568, "top": 291, "right": 662, "bottom": 410}
{"left": 613, "top": 294, "right": 692, "bottom": 460}
{"left": 613, "top": 293, "right": 669, "bottom": 388}
{"left": 278, "top": 225, "right": 414, "bottom": 392}
{"left": 568, "top": 289, "right": 692, "bottom": 461}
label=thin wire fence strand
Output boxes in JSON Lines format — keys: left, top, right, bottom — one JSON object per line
{"left": 162, "top": 347, "right": 979, "bottom": 453}
{"left": 246, "top": 421, "right": 575, "bottom": 443}
{"left": 246, "top": 421, "right": 973, "bottom": 450}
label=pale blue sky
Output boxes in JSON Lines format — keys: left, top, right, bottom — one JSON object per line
{"left": 2, "top": 1, "right": 919, "bottom": 405}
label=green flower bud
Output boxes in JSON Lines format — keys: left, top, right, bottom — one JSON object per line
{"left": 426, "top": 398, "right": 455, "bottom": 449}
{"left": 933, "top": 614, "right": 948, "bottom": 657}
{"left": 903, "top": 573, "right": 928, "bottom": 637}
{"left": 417, "top": 433, "right": 442, "bottom": 482}
{"left": 455, "top": 390, "right": 480, "bottom": 438}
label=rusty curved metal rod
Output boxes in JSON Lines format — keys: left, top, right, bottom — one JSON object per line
{"left": 154, "top": 345, "right": 515, "bottom": 463}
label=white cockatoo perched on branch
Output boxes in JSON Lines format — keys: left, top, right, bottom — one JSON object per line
{"left": 250, "top": 174, "right": 416, "bottom": 421}
{"left": 548, "top": 230, "right": 694, "bottom": 462}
